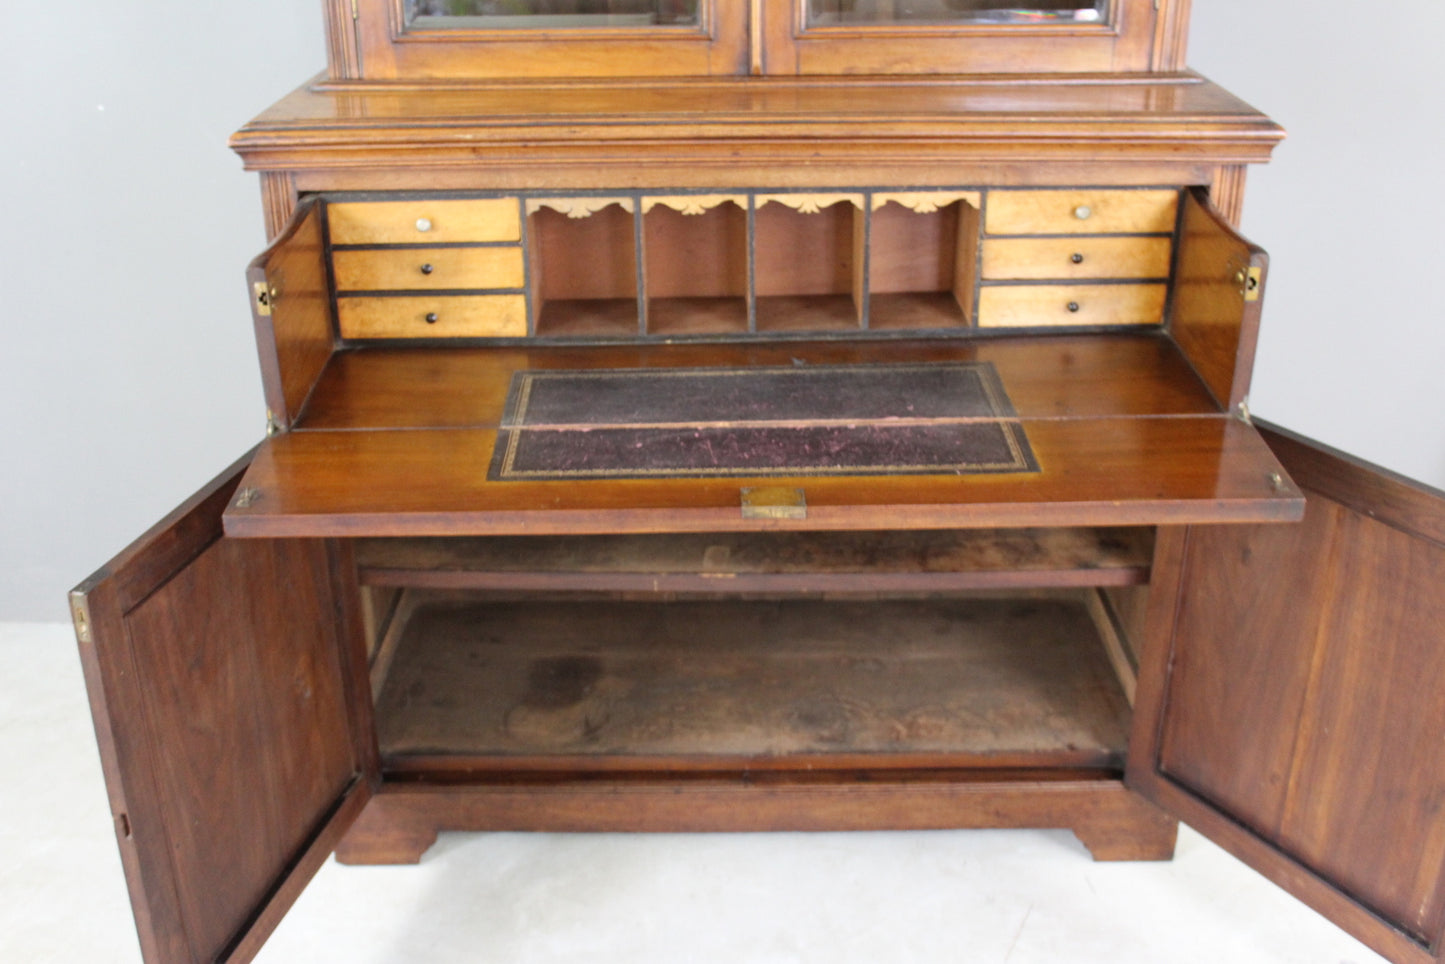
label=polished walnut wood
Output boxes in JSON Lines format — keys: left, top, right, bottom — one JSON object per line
{"left": 70, "top": 457, "right": 377, "bottom": 964}
{"left": 327, "top": 0, "right": 1188, "bottom": 82}
{"left": 245, "top": 200, "right": 331, "bottom": 431}
{"left": 77, "top": 4, "right": 1445, "bottom": 962}
{"left": 355, "top": 527, "right": 1155, "bottom": 592}
{"left": 1129, "top": 424, "right": 1445, "bottom": 964}
{"left": 334, "top": 774, "right": 1180, "bottom": 866}
{"left": 231, "top": 76, "right": 1284, "bottom": 204}
{"left": 1169, "top": 187, "right": 1267, "bottom": 409}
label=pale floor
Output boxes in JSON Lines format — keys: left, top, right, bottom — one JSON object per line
{"left": 0, "top": 621, "right": 1390, "bottom": 964}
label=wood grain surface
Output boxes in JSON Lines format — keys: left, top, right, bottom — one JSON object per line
{"left": 372, "top": 595, "right": 1132, "bottom": 768}
{"left": 1132, "top": 427, "right": 1445, "bottom": 963}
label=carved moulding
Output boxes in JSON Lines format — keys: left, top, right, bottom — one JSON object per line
{"left": 642, "top": 195, "right": 748, "bottom": 216}
{"left": 871, "top": 191, "right": 982, "bottom": 213}
{"left": 755, "top": 193, "right": 865, "bottom": 214}
{"left": 525, "top": 197, "right": 636, "bottom": 219}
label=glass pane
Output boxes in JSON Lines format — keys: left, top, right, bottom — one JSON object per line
{"left": 808, "top": 0, "right": 1107, "bottom": 27}
{"left": 406, "top": 0, "right": 700, "bottom": 29}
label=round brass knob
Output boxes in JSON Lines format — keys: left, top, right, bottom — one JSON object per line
{"left": 416, "top": 217, "right": 433, "bottom": 232}
{"left": 425, "top": 312, "right": 439, "bottom": 324}
{"left": 1073, "top": 205, "right": 1092, "bottom": 220}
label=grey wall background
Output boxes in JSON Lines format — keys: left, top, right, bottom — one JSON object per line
{"left": 2, "top": 2, "right": 1443, "bottom": 622}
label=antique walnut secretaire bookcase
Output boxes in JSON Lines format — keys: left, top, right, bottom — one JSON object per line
{"left": 71, "top": 2, "right": 1445, "bottom": 962}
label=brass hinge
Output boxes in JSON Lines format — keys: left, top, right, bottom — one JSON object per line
{"left": 351, "top": 0, "right": 360, "bottom": 19}
{"left": 741, "top": 487, "right": 807, "bottom": 520}
{"left": 1236, "top": 265, "right": 1263, "bottom": 302}
{"left": 266, "top": 410, "right": 283, "bottom": 436}
{"left": 253, "top": 281, "right": 276, "bottom": 317}
{"left": 234, "top": 487, "right": 262, "bottom": 509}
{"left": 1236, "top": 397, "right": 1253, "bottom": 424}
{"left": 70, "top": 595, "right": 93, "bottom": 645}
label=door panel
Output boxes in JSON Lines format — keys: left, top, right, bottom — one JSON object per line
{"left": 1169, "top": 187, "right": 1269, "bottom": 410}
{"left": 1130, "top": 423, "right": 1445, "bottom": 964}
{"left": 247, "top": 198, "right": 332, "bottom": 433}
{"left": 71, "top": 454, "right": 376, "bottom": 963}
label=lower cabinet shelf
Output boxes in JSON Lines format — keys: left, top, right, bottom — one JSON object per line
{"left": 338, "top": 527, "right": 1175, "bottom": 866}
{"left": 372, "top": 594, "right": 1132, "bottom": 772}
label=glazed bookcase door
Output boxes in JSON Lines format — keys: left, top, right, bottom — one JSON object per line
{"left": 70, "top": 455, "right": 378, "bottom": 964}
{"left": 760, "top": 0, "right": 1185, "bottom": 75}
{"left": 336, "top": 0, "right": 749, "bottom": 79}
{"left": 1129, "top": 425, "right": 1445, "bottom": 964}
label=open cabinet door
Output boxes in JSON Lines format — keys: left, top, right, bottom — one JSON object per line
{"left": 70, "top": 453, "right": 378, "bottom": 964}
{"left": 1129, "top": 423, "right": 1445, "bottom": 964}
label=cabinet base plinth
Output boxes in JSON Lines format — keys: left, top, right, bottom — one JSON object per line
{"left": 334, "top": 775, "right": 1177, "bottom": 865}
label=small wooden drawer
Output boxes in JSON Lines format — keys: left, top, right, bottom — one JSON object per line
{"left": 981, "top": 237, "right": 1172, "bottom": 281}
{"left": 328, "top": 199, "right": 521, "bottom": 245}
{"left": 337, "top": 295, "right": 528, "bottom": 338}
{"left": 978, "top": 284, "right": 1167, "bottom": 327}
{"left": 332, "top": 247, "right": 525, "bottom": 292}
{"left": 985, "top": 190, "right": 1179, "bottom": 236}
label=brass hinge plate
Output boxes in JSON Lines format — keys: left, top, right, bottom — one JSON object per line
{"left": 741, "top": 487, "right": 807, "bottom": 520}
{"left": 70, "top": 595, "right": 93, "bottom": 645}
{"left": 1242, "top": 265, "right": 1263, "bottom": 302}
{"left": 253, "top": 281, "right": 275, "bottom": 317}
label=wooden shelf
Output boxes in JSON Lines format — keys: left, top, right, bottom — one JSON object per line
{"left": 533, "top": 298, "right": 639, "bottom": 338}
{"left": 355, "top": 527, "right": 1155, "bottom": 592}
{"left": 645, "top": 296, "right": 748, "bottom": 336}
{"left": 755, "top": 294, "right": 861, "bottom": 333}
{"left": 372, "top": 594, "right": 1132, "bottom": 773}
{"left": 868, "top": 292, "right": 970, "bottom": 331}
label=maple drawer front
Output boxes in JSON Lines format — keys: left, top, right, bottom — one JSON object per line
{"left": 332, "top": 247, "right": 525, "bottom": 292}
{"left": 981, "top": 237, "right": 1173, "bottom": 281}
{"left": 328, "top": 199, "right": 521, "bottom": 245}
{"left": 978, "top": 284, "right": 1167, "bottom": 327}
{"left": 985, "top": 190, "right": 1179, "bottom": 236}
{"left": 337, "top": 295, "right": 528, "bottom": 338}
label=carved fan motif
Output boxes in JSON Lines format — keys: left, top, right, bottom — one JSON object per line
{"left": 525, "top": 197, "right": 636, "bottom": 219}
{"left": 756, "top": 193, "right": 864, "bottom": 214}
{"left": 642, "top": 195, "right": 747, "bottom": 216}
{"left": 871, "top": 192, "right": 982, "bottom": 213}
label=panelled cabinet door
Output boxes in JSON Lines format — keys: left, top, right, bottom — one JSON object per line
{"left": 70, "top": 454, "right": 378, "bottom": 964}
{"left": 1129, "top": 424, "right": 1445, "bottom": 964}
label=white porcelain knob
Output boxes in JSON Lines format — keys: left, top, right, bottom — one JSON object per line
{"left": 416, "top": 217, "right": 433, "bottom": 232}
